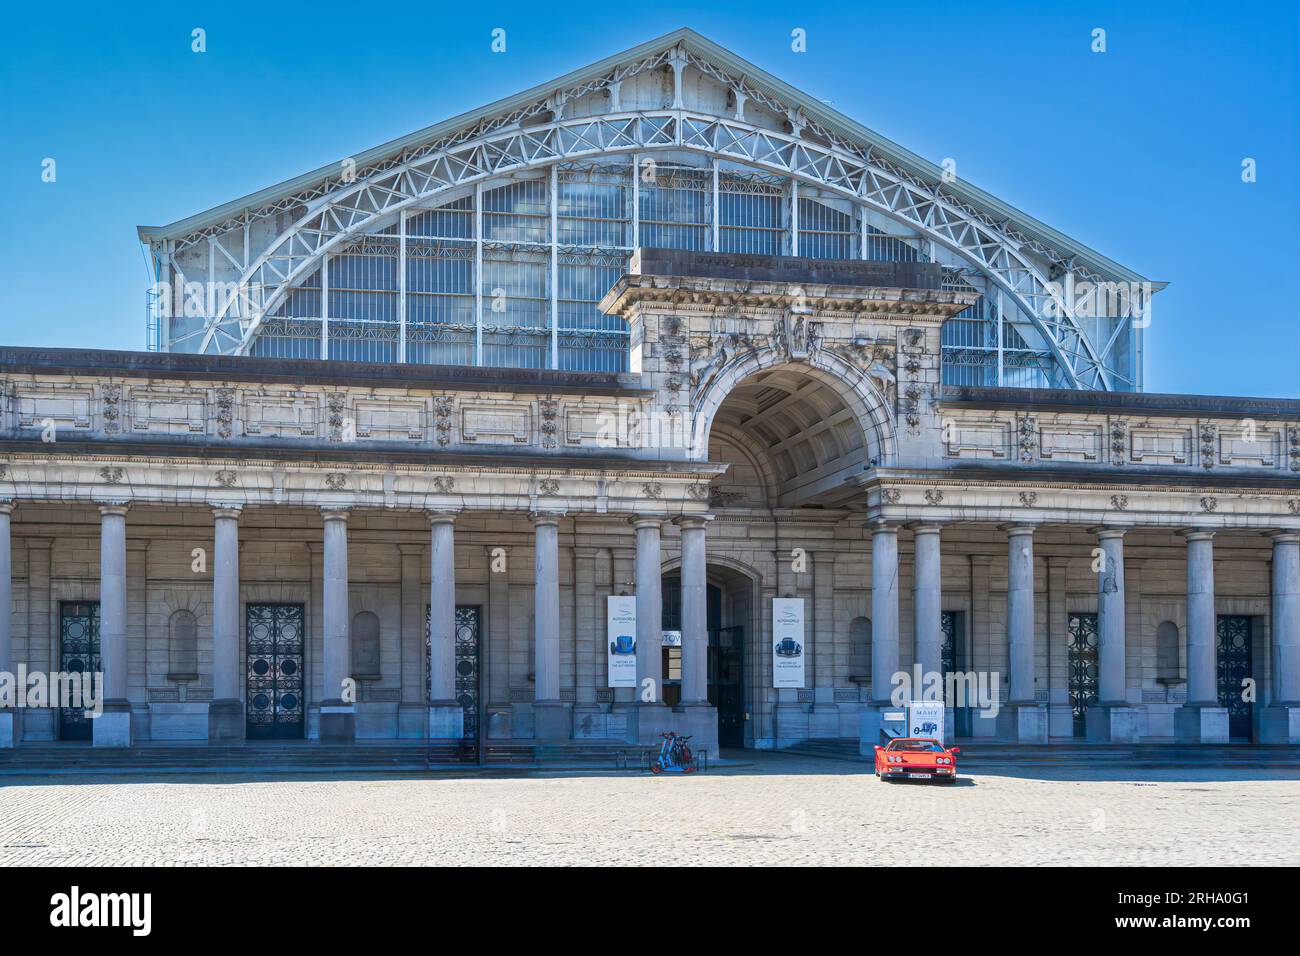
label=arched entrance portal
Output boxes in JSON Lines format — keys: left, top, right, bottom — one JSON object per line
{"left": 690, "top": 347, "right": 896, "bottom": 505}
{"left": 661, "top": 564, "right": 755, "bottom": 749}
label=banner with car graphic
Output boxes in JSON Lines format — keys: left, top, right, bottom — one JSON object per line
{"left": 607, "top": 595, "right": 637, "bottom": 687}
{"left": 771, "top": 598, "right": 805, "bottom": 688}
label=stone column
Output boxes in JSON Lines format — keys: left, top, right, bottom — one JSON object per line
{"left": 912, "top": 524, "right": 943, "bottom": 687}
{"left": 208, "top": 506, "right": 244, "bottom": 741}
{"left": 859, "top": 521, "right": 900, "bottom": 754}
{"left": 532, "top": 512, "right": 568, "bottom": 740}
{"left": 677, "top": 516, "right": 710, "bottom": 705}
{"left": 632, "top": 517, "right": 664, "bottom": 701}
{"left": 427, "top": 512, "right": 463, "bottom": 739}
{"left": 0, "top": 503, "right": 15, "bottom": 747}
{"left": 396, "top": 543, "right": 425, "bottom": 738}
{"left": 1086, "top": 527, "right": 1140, "bottom": 742}
{"left": 998, "top": 524, "right": 1046, "bottom": 742}
{"left": 94, "top": 503, "right": 132, "bottom": 747}
{"left": 629, "top": 516, "right": 671, "bottom": 745}
{"left": 673, "top": 515, "right": 718, "bottom": 756}
{"left": 1264, "top": 532, "right": 1300, "bottom": 743}
{"left": 319, "top": 507, "right": 354, "bottom": 742}
{"left": 1175, "top": 531, "right": 1228, "bottom": 742}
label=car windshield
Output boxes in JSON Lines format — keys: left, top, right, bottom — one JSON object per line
{"left": 889, "top": 740, "right": 945, "bottom": 753}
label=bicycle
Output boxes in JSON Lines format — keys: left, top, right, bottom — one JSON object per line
{"left": 650, "top": 731, "right": 697, "bottom": 774}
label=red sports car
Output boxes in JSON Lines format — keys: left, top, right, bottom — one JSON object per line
{"left": 874, "top": 737, "right": 960, "bottom": 783}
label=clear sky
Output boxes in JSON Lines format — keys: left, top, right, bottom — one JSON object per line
{"left": 1, "top": 1, "right": 1296, "bottom": 396}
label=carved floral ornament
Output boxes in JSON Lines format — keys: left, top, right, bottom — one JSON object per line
{"left": 324, "top": 472, "right": 348, "bottom": 491}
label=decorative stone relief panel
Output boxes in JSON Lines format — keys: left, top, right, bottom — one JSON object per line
{"left": 460, "top": 402, "right": 532, "bottom": 445}
{"left": 127, "top": 387, "right": 207, "bottom": 434}
{"left": 1218, "top": 427, "right": 1279, "bottom": 468}
{"left": 12, "top": 384, "right": 94, "bottom": 431}
{"left": 242, "top": 392, "right": 320, "bottom": 437}
{"left": 353, "top": 397, "right": 427, "bottom": 441}
{"left": 1129, "top": 425, "right": 1191, "bottom": 465}
{"left": 564, "top": 403, "right": 624, "bottom": 447}
{"left": 1038, "top": 421, "right": 1103, "bottom": 463}
{"left": 944, "top": 419, "right": 1010, "bottom": 460}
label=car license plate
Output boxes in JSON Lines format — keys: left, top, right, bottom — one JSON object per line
{"left": 909, "top": 772, "right": 931, "bottom": 779}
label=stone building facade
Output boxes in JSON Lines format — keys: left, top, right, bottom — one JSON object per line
{"left": 0, "top": 30, "right": 1297, "bottom": 755}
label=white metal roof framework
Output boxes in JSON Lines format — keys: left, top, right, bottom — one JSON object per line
{"left": 140, "top": 29, "right": 1156, "bottom": 391}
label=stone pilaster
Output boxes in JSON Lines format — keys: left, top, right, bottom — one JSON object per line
{"left": 207, "top": 506, "right": 244, "bottom": 741}
{"left": 1263, "top": 532, "right": 1300, "bottom": 743}
{"left": 427, "top": 512, "right": 462, "bottom": 740}
{"left": 859, "top": 521, "right": 900, "bottom": 753}
{"left": 318, "top": 507, "right": 354, "bottom": 742}
{"left": 397, "top": 542, "right": 425, "bottom": 738}
{"left": 628, "top": 516, "right": 672, "bottom": 744}
{"left": 998, "top": 525, "right": 1046, "bottom": 742}
{"left": 1175, "top": 531, "right": 1228, "bottom": 742}
{"left": 1086, "top": 528, "right": 1140, "bottom": 743}
{"left": 532, "top": 512, "right": 568, "bottom": 740}
{"left": 93, "top": 503, "right": 132, "bottom": 747}
{"left": 912, "top": 524, "right": 943, "bottom": 685}
{"left": 0, "top": 503, "right": 15, "bottom": 748}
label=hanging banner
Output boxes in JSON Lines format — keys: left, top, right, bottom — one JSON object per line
{"left": 771, "top": 597, "right": 805, "bottom": 688}
{"left": 907, "top": 700, "right": 946, "bottom": 744}
{"left": 606, "top": 595, "right": 637, "bottom": 688}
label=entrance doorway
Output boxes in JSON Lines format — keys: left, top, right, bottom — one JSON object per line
{"left": 246, "top": 604, "right": 306, "bottom": 739}
{"left": 661, "top": 567, "right": 752, "bottom": 748}
{"left": 426, "top": 605, "right": 482, "bottom": 749}
{"left": 1216, "top": 615, "right": 1253, "bottom": 740}
{"left": 1067, "top": 612, "right": 1099, "bottom": 737}
{"left": 59, "top": 602, "right": 100, "bottom": 741}
{"left": 941, "top": 611, "right": 972, "bottom": 737}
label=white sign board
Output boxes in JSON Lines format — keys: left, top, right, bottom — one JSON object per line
{"left": 606, "top": 595, "right": 637, "bottom": 688}
{"left": 661, "top": 630, "right": 682, "bottom": 647}
{"left": 906, "top": 700, "right": 945, "bottom": 745}
{"left": 771, "top": 597, "right": 805, "bottom": 688}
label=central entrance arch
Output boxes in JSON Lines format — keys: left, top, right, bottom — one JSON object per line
{"left": 692, "top": 347, "right": 896, "bottom": 508}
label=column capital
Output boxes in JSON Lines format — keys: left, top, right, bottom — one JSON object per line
{"left": 1267, "top": 531, "right": 1300, "bottom": 545}
{"left": 97, "top": 502, "right": 130, "bottom": 517}
{"left": 907, "top": 522, "right": 943, "bottom": 536}
{"left": 867, "top": 518, "right": 901, "bottom": 535}
{"left": 426, "top": 509, "right": 460, "bottom": 526}
{"left": 0, "top": 500, "right": 13, "bottom": 516}
{"left": 629, "top": 515, "right": 665, "bottom": 531}
{"left": 211, "top": 505, "right": 243, "bottom": 522}
{"left": 1089, "top": 526, "right": 1128, "bottom": 540}
{"left": 1179, "top": 529, "right": 1216, "bottom": 542}
{"left": 531, "top": 510, "right": 564, "bottom": 527}
{"left": 999, "top": 523, "right": 1037, "bottom": 536}
{"left": 672, "top": 514, "right": 713, "bottom": 530}
{"left": 320, "top": 506, "right": 351, "bottom": 523}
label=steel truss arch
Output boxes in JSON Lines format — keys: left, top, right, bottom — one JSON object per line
{"left": 201, "top": 110, "right": 1111, "bottom": 388}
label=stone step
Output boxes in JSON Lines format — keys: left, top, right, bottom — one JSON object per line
{"left": 780, "top": 739, "right": 1300, "bottom": 768}
{"left": 0, "top": 741, "right": 664, "bottom": 775}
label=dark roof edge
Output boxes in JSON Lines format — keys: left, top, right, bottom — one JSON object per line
{"left": 0, "top": 347, "right": 651, "bottom": 396}
{"left": 940, "top": 385, "right": 1300, "bottom": 419}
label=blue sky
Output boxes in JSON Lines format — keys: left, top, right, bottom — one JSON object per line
{"left": 1, "top": 1, "right": 1296, "bottom": 396}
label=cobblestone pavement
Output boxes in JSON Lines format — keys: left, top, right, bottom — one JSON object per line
{"left": 1, "top": 752, "right": 1297, "bottom": 866}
